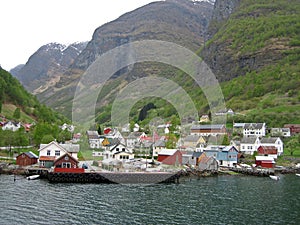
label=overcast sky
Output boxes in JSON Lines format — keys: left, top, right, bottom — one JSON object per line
{"left": 0, "top": 0, "right": 157, "bottom": 70}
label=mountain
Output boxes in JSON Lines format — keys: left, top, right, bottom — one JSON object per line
{"left": 0, "top": 68, "right": 67, "bottom": 123}
{"left": 11, "top": 0, "right": 300, "bottom": 127}
{"left": 10, "top": 42, "right": 87, "bottom": 93}
{"left": 72, "top": 0, "right": 213, "bottom": 71}
{"left": 34, "top": 0, "right": 214, "bottom": 118}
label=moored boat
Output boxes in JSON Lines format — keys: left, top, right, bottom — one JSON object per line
{"left": 26, "top": 174, "right": 40, "bottom": 180}
{"left": 269, "top": 175, "right": 280, "bottom": 181}
{"left": 296, "top": 174, "right": 300, "bottom": 177}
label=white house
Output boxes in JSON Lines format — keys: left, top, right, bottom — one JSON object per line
{"left": 86, "top": 130, "right": 100, "bottom": 149}
{"left": 60, "top": 123, "right": 75, "bottom": 133}
{"left": 38, "top": 141, "right": 80, "bottom": 167}
{"left": 260, "top": 137, "right": 284, "bottom": 156}
{"left": 240, "top": 137, "right": 260, "bottom": 155}
{"left": 243, "top": 123, "right": 266, "bottom": 137}
{"left": 105, "top": 128, "right": 126, "bottom": 145}
{"left": 103, "top": 143, "right": 134, "bottom": 161}
{"left": 271, "top": 128, "right": 291, "bottom": 137}
{"left": 2, "top": 121, "right": 21, "bottom": 132}
{"left": 126, "top": 132, "right": 147, "bottom": 149}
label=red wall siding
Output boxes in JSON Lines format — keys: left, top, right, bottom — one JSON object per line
{"left": 16, "top": 154, "right": 37, "bottom": 166}
{"left": 54, "top": 156, "right": 78, "bottom": 168}
{"left": 158, "top": 151, "right": 182, "bottom": 165}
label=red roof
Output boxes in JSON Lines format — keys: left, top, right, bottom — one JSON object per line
{"left": 39, "top": 156, "right": 56, "bottom": 161}
{"left": 104, "top": 127, "right": 112, "bottom": 134}
{"left": 258, "top": 146, "right": 277, "bottom": 155}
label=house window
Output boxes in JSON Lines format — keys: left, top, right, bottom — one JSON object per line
{"left": 40, "top": 161, "right": 45, "bottom": 167}
{"left": 55, "top": 150, "right": 60, "bottom": 156}
{"left": 122, "top": 148, "right": 125, "bottom": 152}
{"left": 62, "top": 162, "right": 71, "bottom": 168}
{"left": 116, "top": 148, "right": 119, "bottom": 151}
{"left": 47, "top": 150, "right": 51, "bottom": 156}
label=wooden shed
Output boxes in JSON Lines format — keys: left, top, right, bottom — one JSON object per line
{"left": 157, "top": 149, "right": 182, "bottom": 165}
{"left": 255, "top": 156, "right": 275, "bottom": 168}
{"left": 16, "top": 151, "right": 38, "bottom": 166}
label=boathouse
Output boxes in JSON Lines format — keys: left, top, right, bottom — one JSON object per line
{"left": 255, "top": 156, "right": 275, "bottom": 168}
{"left": 157, "top": 149, "right": 182, "bottom": 165}
{"left": 16, "top": 151, "right": 38, "bottom": 166}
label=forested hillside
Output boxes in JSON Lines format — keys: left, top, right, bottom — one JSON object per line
{"left": 0, "top": 68, "right": 72, "bottom": 147}
{"left": 0, "top": 68, "right": 67, "bottom": 123}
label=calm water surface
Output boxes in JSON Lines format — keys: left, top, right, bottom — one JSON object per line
{"left": 0, "top": 174, "right": 299, "bottom": 224}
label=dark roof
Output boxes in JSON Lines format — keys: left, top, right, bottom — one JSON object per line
{"left": 154, "top": 139, "right": 166, "bottom": 147}
{"left": 260, "top": 137, "right": 280, "bottom": 144}
{"left": 241, "top": 137, "right": 258, "bottom": 144}
{"left": 127, "top": 132, "right": 144, "bottom": 139}
{"left": 24, "top": 151, "right": 38, "bottom": 159}
{"left": 86, "top": 130, "right": 99, "bottom": 139}
{"left": 244, "top": 123, "right": 265, "bottom": 129}
{"left": 184, "top": 135, "right": 200, "bottom": 142}
{"left": 191, "top": 124, "right": 225, "bottom": 130}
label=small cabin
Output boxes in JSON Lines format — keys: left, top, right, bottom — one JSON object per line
{"left": 16, "top": 152, "right": 38, "bottom": 166}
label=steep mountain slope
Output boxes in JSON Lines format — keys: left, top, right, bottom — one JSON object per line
{"left": 36, "top": 0, "right": 214, "bottom": 117}
{"left": 200, "top": 0, "right": 300, "bottom": 126}
{"left": 0, "top": 67, "right": 67, "bottom": 123}
{"left": 10, "top": 42, "right": 87, "bottom": 93}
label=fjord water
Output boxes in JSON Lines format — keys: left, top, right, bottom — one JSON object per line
{"left": 1, "top": 174, "right": 299, "bottom": 225}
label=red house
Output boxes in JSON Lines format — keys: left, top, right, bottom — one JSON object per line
{"left": 16, "top": 152, "right": 38, "bottom": 166}
{"left": 284, "top": 124, "right": 300, "bottom": 136}
{"left": 157, "top": 149, "right": 182, "bottom": 165}
{"left": 54, "top": 153, "right": 79, "bottom": 169}
{"left": 255, "top": 156, "right": 275, "bottom": 168}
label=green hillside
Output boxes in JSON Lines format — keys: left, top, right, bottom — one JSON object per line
{"left": 0, "top": 68, "right": 68, "bottom": 123}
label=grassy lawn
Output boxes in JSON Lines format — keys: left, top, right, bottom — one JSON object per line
{"left": 283, "top": 148, "right": 300, "bottom": 157}
{"left": 2, "top": 104, "right": 35, "bottom": 122}
{"left": 78, "top": 149, "right": 103, "bottom": 161}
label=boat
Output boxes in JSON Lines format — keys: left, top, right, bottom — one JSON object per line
{"left": 269, "top": 175, "right": 280, "bottom": 181}
{"left": 296, "top": 174, "right": 300, "bottom": 177}
{"left": 26, "top": 175, "right": 40, "bottom": 180}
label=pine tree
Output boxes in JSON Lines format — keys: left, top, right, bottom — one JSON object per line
{"left": 13, "top": 107, "right": 21, "bottom": 119}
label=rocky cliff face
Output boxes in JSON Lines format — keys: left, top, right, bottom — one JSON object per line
{"left": 72, "top": 0, "right": 213, "bottom": 71}
{"left": 11, "top": 42, "right": 87, "bottom": 93}
{"left": 206, "top": 0, "right": 240, "bottom": 38}
{"left": 200, "top": 0, "right": 296, "bottom": 82}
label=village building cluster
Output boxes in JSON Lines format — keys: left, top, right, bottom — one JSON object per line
{"left": 82, "top": 121, "right": 300, "bottom": 171}
{"left": 13, "top": 116, "right": 300, "bottom": 173}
